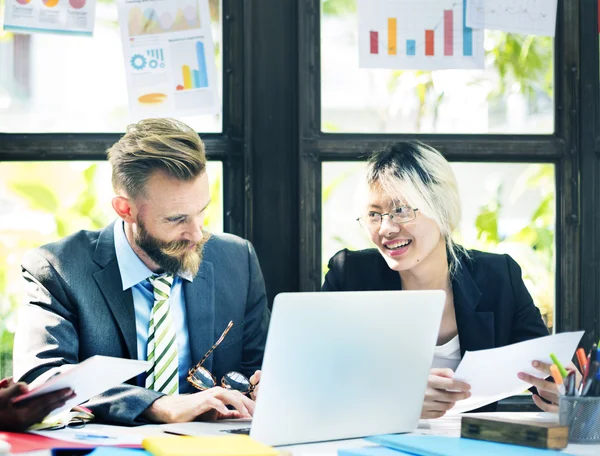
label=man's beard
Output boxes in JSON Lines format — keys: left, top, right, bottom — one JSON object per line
{"left": 135, "top": 218, "right": 208, "bottom": 277}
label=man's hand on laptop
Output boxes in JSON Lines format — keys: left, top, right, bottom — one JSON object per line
{"left": 143, "top": 387, "right": 255, "bottom": 423}
{"left": 249, "top": 370, "right": 261, "bottom": 400}
{"left": 421, "top": 368, "right": 471, "bottom": 419}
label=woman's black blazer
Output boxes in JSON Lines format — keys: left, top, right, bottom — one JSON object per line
{"left": 322, "top": 248, "right": 549, "bottom": 357}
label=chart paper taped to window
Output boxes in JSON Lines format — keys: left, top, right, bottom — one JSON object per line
{"left": 116, "top": 0, "right": 220, "bottom": 119}
{"left": 3, "top": 0, "right": 97, "bottom": 37}
{"left": 358, "top": 0, "right": 484, "bottom": 70}
{"left": 466, "top": 0, "right": 558, "bottom": 37}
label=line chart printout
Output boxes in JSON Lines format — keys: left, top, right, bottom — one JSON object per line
{"left": 465, "top": 0, "right": 558, "bottom": 37}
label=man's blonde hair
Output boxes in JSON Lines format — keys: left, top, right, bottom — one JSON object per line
{"left": 107, "top": 118, "right": 206, "bottom": 199}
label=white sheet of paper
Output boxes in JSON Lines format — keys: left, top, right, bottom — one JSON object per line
{"left": 465, "top": 0, "right": 558, "bottom": 37}
{"left": 358, "top": 0, "right": 484, "bottom": 70}
{"left": 162, "top": 420, "right": 254, "bottom": 437}
{"left": 31, "top": 423, "right": 147, "bottom": 446}
{"left": 3, "top": 0, "right": 97, "bottom": 37}
{"left": 14, "top": 356, "right": 150, "bottom": 417}
{"left": 451, "top": 331, "right": 584, "bottom": 413}
{"left": 0, "top": 440, "right": 10, "bottom": 454}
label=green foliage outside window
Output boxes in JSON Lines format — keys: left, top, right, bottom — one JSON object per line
{"left": 460, "top": 164, "right": 555, "bottom": 328}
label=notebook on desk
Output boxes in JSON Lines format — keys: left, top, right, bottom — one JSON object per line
{"left": 166, "top": 290, "right": 445, "bottom": 446}
{"left": 142, "top": 435, "right": 277, "bottom": 456}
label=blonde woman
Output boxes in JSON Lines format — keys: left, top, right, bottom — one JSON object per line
{"left": 322, "top": 141, "right": 559, "bottom": 418}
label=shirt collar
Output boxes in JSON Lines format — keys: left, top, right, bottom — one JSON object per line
{"left": 113, "top": 220, "right": 193, "bottom": 290}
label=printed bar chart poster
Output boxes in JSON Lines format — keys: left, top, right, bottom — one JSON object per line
{"left": 3, "top": 0, "right": 96, "bottom": 36}
{"left": 358, "top": 0, "right": 484, "bottom": 70}
{"left": 116, "top": 0, "right": 219, "bottom": 119}
{"left": 466, "top": 0, "right": 558, "bottom": 37}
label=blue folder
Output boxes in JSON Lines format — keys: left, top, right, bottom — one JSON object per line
{"left": 89, "top": 449, "right": 149, "bottom": 456}
{"left": 339, "top": 434, "right": 577, "bottom": 456}
{"left": 338, "top": 447, "right": 411, "bottom": 456}
{"left": 338, "top": 446, "right": 412, "bottom": 456}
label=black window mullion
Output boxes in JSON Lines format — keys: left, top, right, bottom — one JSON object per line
{"left": 578, "top": 0, "right": 600, "bottom": 348}
{"left": 221, "top": 0, "right": 246, "bottom": 237}
{"left": 554, "top": 0, "right": 581, "bottom": 335}
{"left": 0, "top": 134, "right": 235, "bottom": 162}
{"left": 245, "top": 0, "right": 300, "bottom": 305}
{"left": 312, "top": 135, "right": 563, "bottom": 162}
{"left": 299, "top": 0, "right": 323, "bottom": 291}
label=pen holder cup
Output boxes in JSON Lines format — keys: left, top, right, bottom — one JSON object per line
{"left": 559, "top": 395, "right": 600, "bottom": 443}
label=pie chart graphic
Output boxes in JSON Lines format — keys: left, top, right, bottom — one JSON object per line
{"left": 43, "top": 0, "right": 60, "bottom": 7}
{"left": 16, "top": 0, "right": 32, "bottom": 4}
{"left": 69, "top": 0, "right": 86, "bottom": 8}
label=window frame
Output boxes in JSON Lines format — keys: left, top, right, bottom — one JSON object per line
{"left": 0, "top": 0, "right": 598, "bottom": 347}
{"left": 0, "top": 0, "right": 302, "bottom": 307}
{"left": 0, "top": 0, "right": 248, "bottom": 238}
{"left": 298, "top": 0, "right": 599, "bottom": 346}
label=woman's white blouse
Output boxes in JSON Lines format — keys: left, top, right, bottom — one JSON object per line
{"left": 431, "top": 334, "right": 461, "bottom": 371}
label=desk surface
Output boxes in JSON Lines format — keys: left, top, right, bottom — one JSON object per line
{"left": 15, "top": 412, "right": 600, "bottom": 456}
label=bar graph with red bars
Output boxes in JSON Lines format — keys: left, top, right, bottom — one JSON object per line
{"left": 425, "top": 30, "right": 434, "bottom": 56}
{"left": 444, "top": 10, "right": 453, "bottom": 56}
{"left": 370, "top": 31, "right": 379, "bottom": 54}
{"left": 366, "top": 1, "right": 472, "bottom": 58}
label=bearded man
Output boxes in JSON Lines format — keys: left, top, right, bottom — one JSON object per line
{"left": 13, "top": 118, "right": 270, "bottom": 425}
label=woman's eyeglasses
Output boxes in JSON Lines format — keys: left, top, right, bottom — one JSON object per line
{"left": 357, "top": 206, "right": 418, "bottom": 232}
{"left": 186, "top": 321, "right": 255, "bottom": 395}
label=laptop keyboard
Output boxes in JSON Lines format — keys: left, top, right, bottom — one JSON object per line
{"left": 221, "top": 427, "right": 251, "bottom": 435}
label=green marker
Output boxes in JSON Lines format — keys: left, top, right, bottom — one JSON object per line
{"left": 550, "top": 353, "right": 568, "bottom": 378}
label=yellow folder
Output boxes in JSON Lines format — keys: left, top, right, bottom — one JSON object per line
{"left": 142, "top": 435, "right": 280, "bottom": 456}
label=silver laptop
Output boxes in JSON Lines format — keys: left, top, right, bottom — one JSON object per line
{"left": 165, "top": 290, "right": 444, "bottom": 446}
{"left": 252, "top": 290, "right": 444, "bottom": 446}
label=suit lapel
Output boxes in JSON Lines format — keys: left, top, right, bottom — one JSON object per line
{"left": 453, "top": 257, "right": 495, "bottom": 356}
{"left": 184, "top": 259, "right": 215, "bottom": 373}
{"left": 92, "top": 223, "right": 137, "bottom": 360}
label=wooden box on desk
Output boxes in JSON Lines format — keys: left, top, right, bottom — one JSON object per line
{"left": 460, "top": 416, "right": 569, "bottom": 450}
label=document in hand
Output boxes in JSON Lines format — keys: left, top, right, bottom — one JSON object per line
{"left": 12, "top": 356, "right": 151, "bottom": 417}
{"left": 450, "top": 331, "right": 584, "bottom": 413}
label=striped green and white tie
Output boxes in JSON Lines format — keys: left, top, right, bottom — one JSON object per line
{"left": 145, "top": 274, "right": 179, "bottom": 395}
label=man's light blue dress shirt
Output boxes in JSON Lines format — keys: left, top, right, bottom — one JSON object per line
{"left": 113, "top": 221, "right": 194, "bottom": 393}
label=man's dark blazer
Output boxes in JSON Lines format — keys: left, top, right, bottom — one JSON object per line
{"left": 13, "top": 222, "right": 271, "bottom": 425}
{"left": 322, "top": 248, "right": 549, "bottom": 356}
